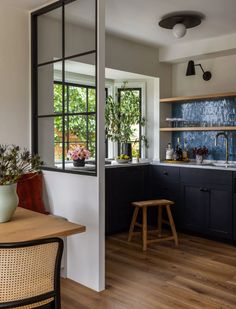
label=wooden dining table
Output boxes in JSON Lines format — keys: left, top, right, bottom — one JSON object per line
{"left": 0, "top": 207, "right": 86, "bottom": 243}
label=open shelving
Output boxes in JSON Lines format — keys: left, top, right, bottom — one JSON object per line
{"left": 160, "top": 91, "right": 236, "bottom": 103}
{"left": 159, "top": 91, "right": 236, "bottom": 160}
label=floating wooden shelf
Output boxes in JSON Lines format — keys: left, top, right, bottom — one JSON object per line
{"left": 160, "top": 126, "right": 236, "bottom": 132}
{"left": 160, "top": 92, "right": 236, "bottom": 103}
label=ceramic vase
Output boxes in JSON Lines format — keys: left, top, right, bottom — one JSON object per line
{"left": 0, "top": 183, "right": 19, "bottom": 223}
{"left": 73, "top": 158, "right": 85, "bottom": 167}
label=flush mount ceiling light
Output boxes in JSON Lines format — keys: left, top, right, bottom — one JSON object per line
{"left": 186, "top": 60, "right": 212, "bottom": 81}
{"left": 159, "top": 12, "right": 203, "bottom": 39}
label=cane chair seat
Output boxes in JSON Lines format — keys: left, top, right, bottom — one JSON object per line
{"left": 0, "top": 238, "right": 63, "bottom": 309}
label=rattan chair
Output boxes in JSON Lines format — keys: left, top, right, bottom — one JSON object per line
{"left": 0, "top": 238, "right": 63, "bottom": 309}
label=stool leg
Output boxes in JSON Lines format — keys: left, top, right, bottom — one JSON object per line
{"left": 142, "top": 206, "right": 147, "bottom": 251}
{"left": 128, "top": 206, "right": 139, "bottom": 242}
{"left": 166, "top": 205, "right": 178, "bottom": 247}
{"left": 158, "top": 205, "right": 162, "bottom": 238}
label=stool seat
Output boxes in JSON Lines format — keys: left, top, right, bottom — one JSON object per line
{"left": 132, "top": 199, "right": 174, "bottom": 207}
{"left": 128, "top": 198, "right": 178, "bottom": 251}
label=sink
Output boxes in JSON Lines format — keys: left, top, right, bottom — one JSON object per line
{"left": 212, "top": 163, "right": 236, "bottom": 168}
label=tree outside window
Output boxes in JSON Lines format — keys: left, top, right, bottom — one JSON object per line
{"left": 54, "top": 82, "right": 96, "bottom": 163}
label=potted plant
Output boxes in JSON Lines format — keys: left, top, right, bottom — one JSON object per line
{"left": 192, "top": 146, "right": 209, "bottom": 164}
{"left": 0, "top": 145, "right": 43, "bottom": 222}
{"left": 105, "top": 82, "right": 148, "bottom": 158}
{"left": 67, "top": 145, "right": 90, "bottom": 167}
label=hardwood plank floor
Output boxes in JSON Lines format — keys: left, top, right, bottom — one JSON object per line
{"left": 61, "top": 232, "right": 236, "bottom": 308}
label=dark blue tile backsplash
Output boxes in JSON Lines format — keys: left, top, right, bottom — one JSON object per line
{"left": 171, "top": 98, "right": 236, "bottom": 161}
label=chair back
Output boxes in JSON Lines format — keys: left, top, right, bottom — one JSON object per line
{"left": 0, "top": 238, "right": 63, "bottom": 309}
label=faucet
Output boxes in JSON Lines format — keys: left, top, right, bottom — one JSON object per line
{"left": 215, "top": 132, "right": 229, "bottom": 164}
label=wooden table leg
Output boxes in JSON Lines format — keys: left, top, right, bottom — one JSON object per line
{"left": 142, "top": 206, "right": 147, "bottom": 251}
{"left": 128, "top": 206, "right": 139, "bottom": 242}
{"left": 166, "top": 205, "right": 178, "bottom": 246}
{"left": 158, "top": 205, "right": 162, "bottom": 238}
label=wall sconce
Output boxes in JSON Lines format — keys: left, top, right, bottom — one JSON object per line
{"left": 186, "top": 60, "right": 212, "bottom": 81}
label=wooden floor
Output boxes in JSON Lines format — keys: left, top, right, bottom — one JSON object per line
{"left": 61, "top": 232, "right": 236, "bottom": 309}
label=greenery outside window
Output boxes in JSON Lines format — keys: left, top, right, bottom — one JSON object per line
{"left": 118, "top": 88, "right": 142, "bottom": 157}
{"left": 54, "top": 82, "right": 96, "bottom": 163}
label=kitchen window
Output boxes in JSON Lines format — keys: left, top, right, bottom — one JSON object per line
{"left": 54, "top": 82, "right": 96, "bottom": 163}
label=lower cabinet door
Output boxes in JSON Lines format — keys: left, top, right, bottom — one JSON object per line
{"left": 207, "top": 185, "right": 232, "bottom": 239}
{"left": 181, "top": 184, "right": 208, "bottom": 234}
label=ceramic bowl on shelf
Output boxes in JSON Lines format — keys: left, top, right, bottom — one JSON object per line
{"left": 116, "top": 159, "right": 130, "bottom": 164}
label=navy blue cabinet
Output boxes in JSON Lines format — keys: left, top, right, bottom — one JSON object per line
{"left": 105, "top": 164, "right": 234, "bottom": 242}
{"left": 180, "top": 168, "right": 233, "bottom": 240}
{"left": 105, "top": 165, "right": 149, "bottom": 235}
{"left": 233, "top": 172, "right": 236, "bottom": 241}
{"left": 150, "top": 165, "right": 181, "bottom": 226}
{"left": 150, "top": 166, "right": 233, "bottom": 241}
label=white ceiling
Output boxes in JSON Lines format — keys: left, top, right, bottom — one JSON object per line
{"left": 3, "top": 0, "right": 236, "bottom": 47}
{"left": 0, "top": 0, "right": 52, "bottom": 11}
{"left": 106, "top": 0, "right": 236, "bottom": 47}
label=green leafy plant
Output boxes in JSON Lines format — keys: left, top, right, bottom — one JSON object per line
{"left": 105, "top": 82, "right": 148, "bottom": 148}
{"left": 53, "top": 84, "right": 96, "bottom": 158}
{"left": 0, "top": 145, "right": 43, "bottom": 185}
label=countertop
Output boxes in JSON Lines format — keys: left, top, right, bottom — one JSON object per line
{"left": 152, "top": 161, "right": 236, "bottom": 171}
{"left": 105, "top": 161, "right": 150, "bottom": 169}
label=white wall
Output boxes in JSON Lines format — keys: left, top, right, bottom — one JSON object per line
{"left": 106, "top": 34, "right": 172, "bottom": 99}
{"left": 0, "top": 7, "right": 30, "bottom": 148}
{"left": 172, "top": 54, "right": 236, "bottom": 97}
{"left": 43, "top": 171, "right": 102, "bottom": 290}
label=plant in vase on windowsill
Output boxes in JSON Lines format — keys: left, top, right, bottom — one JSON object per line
{"left": 0, "top": 145, "right": 43, "bottom": 223}
{"left": 105, "top": 81, "right": 148, "bottom": 159}
{"left": 67, "top": 146, "right": 90, "bottom": 167}
{"left": 192, "top": 146, "right": 209, "bottom": 164}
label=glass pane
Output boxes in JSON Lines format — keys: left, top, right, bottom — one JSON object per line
{"left": 65, "top": 53, "right": 96, "bottom": 87}
{"left": 37, "top": 7, "right": 62, "bottom": 64}
{"left": 88, "top": 142, "right": 96, "bottom": 159}
{"left": 65, "top": 0, "right": 95, "bottom": 58}
{"left": 68, "top": 86, "right": 87, "bottom": 113}
{"left": 119, "top": 88, "right": 141, "bottom": 146}
{"left": 38, "top": 117, "right": 63, "bottom": 169}
{"left": 66, "top": 115, "right": 87, "bottom": 145}
{"left": 38, "top": 62, "right": 63, "bottom": 115}
{"left": 88, "top": 115, "right": 96, "bottom": 142}
{"left": 88, "top": 88, "right": 96, "bottom": 112}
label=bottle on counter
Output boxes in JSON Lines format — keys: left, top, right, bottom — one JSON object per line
{"left": 173, "top": 137, "right": 183, "bottom": 161}
{"left": 182, "top": 138, "right": 188, "bottom": 161}
{"left": 165, "top": 143, "right": 174, "bottom": 160}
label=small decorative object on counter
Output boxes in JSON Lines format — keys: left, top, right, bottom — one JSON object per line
{"left": 132, "top": 156, "right": 139, "bottom": 163}
{"left": 0, "top": 145, "right": 43, "bottom": 223}
{"left": 166, "top": 143, "right": 174, "bottom": 160}
{"left": 173, "top": 137, "right": 183, "bottom": 161}
{"left": 68, "top": 145, "right": 90, "bottom": 167}
{"left": 182, "top": 138, "right": 189, "bottom": 160}
{"left": 116, "top": 154, "right": 130, "bottom": 164}
{"left": 192, "top": 146, "right": 209, "bottom": 164}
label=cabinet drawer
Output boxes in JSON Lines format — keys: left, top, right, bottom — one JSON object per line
{"left": 151, "top": 165, "right": 180, "bottom": 183}
{"left": 180, "top": 168, "right": 232, "bottom": 186}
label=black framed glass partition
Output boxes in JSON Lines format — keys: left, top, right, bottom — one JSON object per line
{"left": 32, "top": 0, "right": 97, "bottom": 175}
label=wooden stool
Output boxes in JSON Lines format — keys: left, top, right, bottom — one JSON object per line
{"left": 128, "top": 199, "right": 178, "bottom": 251}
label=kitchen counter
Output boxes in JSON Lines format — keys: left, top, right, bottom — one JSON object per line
{"left": 153, "top": 161, "right": 236, "bottom": 171}
{"left": 105, "top": 161, "right": 150, "bottom": 169}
